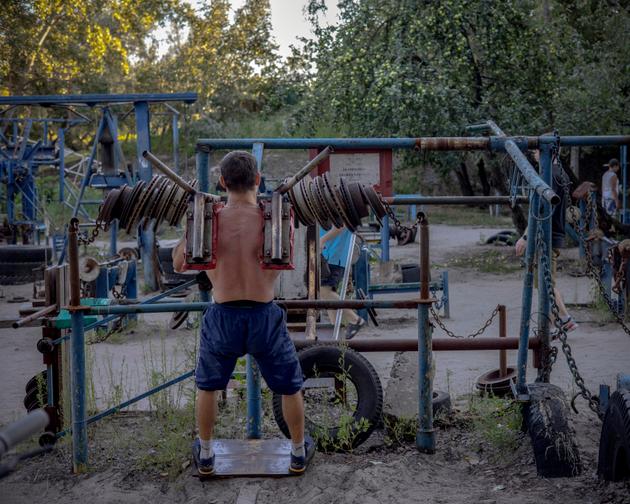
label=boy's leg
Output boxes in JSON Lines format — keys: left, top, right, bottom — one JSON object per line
{"left": 282, "top": 391, "right": 305, "bottom": 444}
{"left": 197, "top": 389, "right": 218, "bottom": 441}
{"left": 320, "top": 285, "right": 360, "bottom": 325}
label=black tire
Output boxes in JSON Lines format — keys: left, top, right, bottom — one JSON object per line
{"left": 524, "top": 383, "right": 582, "bottom": 477}
{"left": 0, "top": 245, "right": 52, "bottom": 262}
{"left": 272, "top": 345, "right": 383, "bottom": 452}
{"left": 24, "top": 385, "right": 47, "bottom": 411}
{"left": 598, "top": 389, "right": 630, "bottom": 481}
{"left": 25, "top": 371, "right": 47, "bottom": 394}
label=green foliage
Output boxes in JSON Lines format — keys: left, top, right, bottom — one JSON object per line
{"left": 467, "top": 394, "right": 522, "bottom": 454}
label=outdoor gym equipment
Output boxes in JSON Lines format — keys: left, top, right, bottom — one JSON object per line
{"left": 8, "top": 128, "right": 630, "bottom": 481}
{"left": 0, "top": 93, "right": 197, "bottom": 291}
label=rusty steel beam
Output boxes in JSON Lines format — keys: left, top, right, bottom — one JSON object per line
{"left": 384, "top": 196, "right": 528, "bottom": 206}
{"left": 12, "top": 304, "right": 57, "bottom": 329}
{"left": 292, "top": 337, "right": 541, "bottom": 352}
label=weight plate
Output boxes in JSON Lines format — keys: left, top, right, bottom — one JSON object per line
{"left": 312, "top": 176, "right": 337, "bottom": 226}
{"left": 305, "top": 177, "right": 331, "bottom": 230}
{"left": 333, "top": 185, "right": 357, "bottom": 232}
{"left": 286, "top": 181, "right": 310, "bottom": 226}
{"left": 338, "top": 178, "right": 362, "bottom": 229}
{"left": 142, "top": 177, "right": 170, "bottom": 229}
{"left": 172, "top": 179, "right": 197, "bottom": 226}
{"left": 126, "top": 175, "right": 161, "bottom": 234}
{"left": 347, "top": 182, "right": 370, "bottom": 218}
{"left": 322, "top": 172, "right": 350, "bottom": 229}
{"left": 97, "top": 188, "right": 121, "bottom": 228}
{"left": 156, "top": 181, "right": 180, "bottom": 231}
{"left": 118, "top": 182, "right": 143, "bottom": 229}
{"left": 315, "top": 176, "right": 343, "bottom": 228}
{"left": 363, "top": 185, "right": 387, "bottom": 220}
{"left": 294, "top": 179, "right": 316, "bottom": 226}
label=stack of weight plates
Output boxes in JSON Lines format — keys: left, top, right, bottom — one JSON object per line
{"left": 286, "top": 174, "right": 387, "bottom": 231}
{"left": 97, "top": 175, "right": 197, "bottom": 234}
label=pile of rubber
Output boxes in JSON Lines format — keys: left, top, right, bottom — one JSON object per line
{"left": 0, "top": 245, "right": 52, "bottom": 285}
{"left": 97, "top": 175, "right": 197, "bottom": 234}
{"left": 286, "top": 174, "right": 386, "bottom": 231}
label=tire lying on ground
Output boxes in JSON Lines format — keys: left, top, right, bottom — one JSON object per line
{"left": 598, "top": 389, "right": 630, "bottom": 481}
{"left": 524, "top": 383, "right": 582, "bottom": 477}
{"left": 272, "top": 345, "right": 383, "bottom": 452}
{"left": 24, "top": 371, "right": 48, "bottom": 412}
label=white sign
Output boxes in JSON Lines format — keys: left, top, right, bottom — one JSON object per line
{"left": 328, "top": 153, "right": 380, "bottom": 186}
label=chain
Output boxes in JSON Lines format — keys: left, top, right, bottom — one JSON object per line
{"left": 535, "top": 222, "right": 603, "bottom": 418}
{"left": 381, "top": 198, "right": 420, "bottom": 235}
{"left": 111, "top": 284, "right": 126, "bottom": 300}
{"left": 78, "top": 220, "right": 103, "bottom": 245}
{"left": 430, "top": 304, "right": 500, "bottom": 338}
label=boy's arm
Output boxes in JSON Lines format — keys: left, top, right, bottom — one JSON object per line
{"left": 172, "top": 236, "right": 186, "bottom": 273}
{"left": 319, "top": 226, "right": 345, "bottom": 249}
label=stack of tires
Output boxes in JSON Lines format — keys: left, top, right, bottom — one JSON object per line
{"left": 0, "top": 245, "right": 53, "bottom": 285}
{"left": 158, "top": 245, "right": 191, "bottom": 288}
{"left": 24, "top": 370, "right": 47, "bottom": 412}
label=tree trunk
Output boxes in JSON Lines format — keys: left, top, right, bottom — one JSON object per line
{"left": 477, "top": 157, "right": 491, "bottom": 196}
{"left": 454, "top": 161, "right": 475, "bottom": 197}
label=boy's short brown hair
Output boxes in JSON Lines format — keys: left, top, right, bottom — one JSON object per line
{"left": 219, "top": 151, "right": 258, "bottom": 193}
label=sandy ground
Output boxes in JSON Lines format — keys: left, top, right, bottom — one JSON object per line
{"left": 1, "top": 223, "right": 630, "bottom": 503}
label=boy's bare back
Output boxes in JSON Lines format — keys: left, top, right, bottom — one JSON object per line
{"left": 207, "top": 203, "right": 280, "bottom": 303}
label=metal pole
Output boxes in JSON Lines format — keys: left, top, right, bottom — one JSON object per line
{"left": 134, "top": 101, "right": 158, "bottom": 291}
{"left": 622, "top": 145, "right": 628, "bottom": 223}
{"left": 499, "top": 305, "right": 507, "bottom": 378}
{"left": 537, "top": 145, "right": 553, "bottom": 382}
{"left": 172, "top": 112, "right": 179, "bottom": 173}
{"left": 381, "top": 215, "right": 390, "bottom": 262}
{"left": 68, "top": 219, "right": 87, "bottom": 472}
{"left": 383, "top": 195, "right": 528, "bottom": 205}
{"left": 333, "top": 233, "right": 357, "bottom": 340}
{"left": 516, "top": 190, "right": 540, "bottom": 393}
{"left": 247, "top": 143, "right": 264, "bottom": 438}
{"left": 305, "top": 224, "right": 319, "bottom": 340}
{"left": 441, "top": 270, "right": 450, "bottom": 319}
{"left": 109, "top": 219, "right": 118, "bottom": 257}
{"left": 416, "top": 214, "right": 435, "bottom": 453}
{"left": 58, "top": 128, "right": 65, "bottom": 203}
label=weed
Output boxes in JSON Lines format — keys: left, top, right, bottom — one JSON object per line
{"left": 382, "top": 414, "right": 417, "bottom": 446}
{"left": 467, "top": 394, "right": 522, "bottom": 454}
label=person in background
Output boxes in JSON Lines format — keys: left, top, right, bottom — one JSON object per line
{"left": 319, "top": 225, "right": 367, "bottom": 339}
{"left": 601, "top": 158, "right": 620, "bottom": 217}
{"left": 514, "top": 144, "right": 577, "bottom": 334}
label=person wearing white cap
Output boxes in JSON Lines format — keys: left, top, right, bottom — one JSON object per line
{"left": 602, "top": 158, "right": 620, "bottom": 217}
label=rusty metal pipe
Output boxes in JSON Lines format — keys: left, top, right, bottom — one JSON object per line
{"left": 292, "top": 337, "right": 541, "bottom": 352}
{"left": 142, "top": 150, "right": 198, "bottom": 195}
{"left": 68, "top": 219, "right": 81, "bottom": 308}
{"left": 12, "top": 304, "right": 57, "bottom": 329}
{"left": 275, "top": 146, "right": 332, "bottom": 194}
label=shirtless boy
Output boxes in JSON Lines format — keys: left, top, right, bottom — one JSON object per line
{"left": 172, "top": 151, "right": 312, "bottom": 475}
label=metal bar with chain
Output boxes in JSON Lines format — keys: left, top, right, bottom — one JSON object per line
{"left": 430, "top": 305, "right": 501, "bottom": 339}
{"left": 536, "top": 218, "right": 603, "bottom": 418}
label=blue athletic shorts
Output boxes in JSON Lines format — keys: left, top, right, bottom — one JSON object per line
{"left": 196, "top": 301, "right": 303, "bottom": 395}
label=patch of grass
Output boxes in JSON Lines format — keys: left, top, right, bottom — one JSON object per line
{"left": 424, "top": 205, "right": 514, "bottom": 227}
{"left": 467, "top": 394, "right": 522, "bottom": 455}
{"left": 439, "top": 249, "right": 521, "bottom": 274}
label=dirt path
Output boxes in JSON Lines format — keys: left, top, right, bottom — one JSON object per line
{"left": 1, "top": 223, "right": 630, "bottom": 503}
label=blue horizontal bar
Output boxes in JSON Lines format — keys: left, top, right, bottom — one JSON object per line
{"left": 52, "top": 279, "right": 197, "bottom": 346}
{"left": 56, "top": 370, "right": 195, "bottom": 438}
{"left": 0, "top": 93, "right": 198, "bottom": 106}
{"left": 538, "top": 135, "right": 630, "bottom": 147}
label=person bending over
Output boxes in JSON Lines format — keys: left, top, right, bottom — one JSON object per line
{"left": 173, "top": 151, "right": 312, "bottom": 476}
{"left": 319, "top": 225, "right": 367, "bottom": 339}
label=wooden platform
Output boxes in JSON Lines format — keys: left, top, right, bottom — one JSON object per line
{"left": 193, "top": 439, "right": 297, "bottom": 478}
